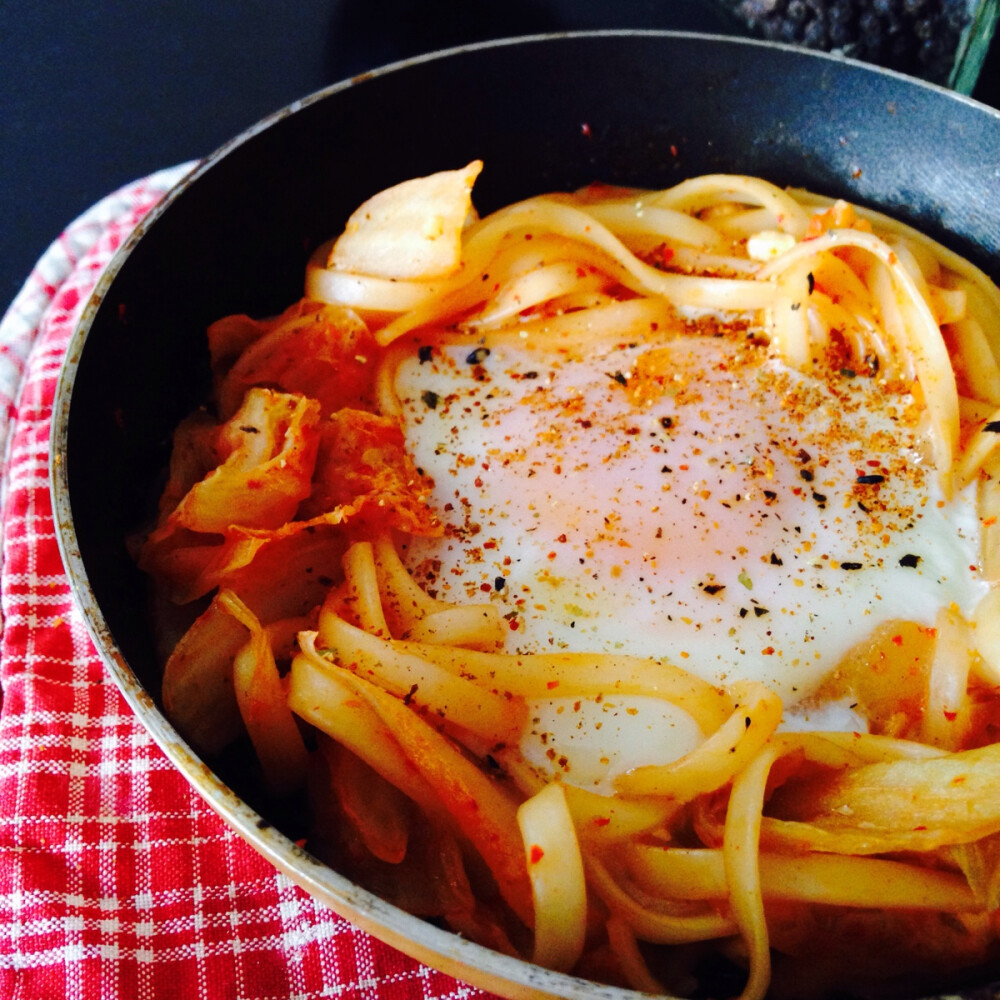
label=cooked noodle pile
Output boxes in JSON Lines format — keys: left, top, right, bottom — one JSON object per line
{"left": 137, "top": 163, "right": 1000, "bottom": 999}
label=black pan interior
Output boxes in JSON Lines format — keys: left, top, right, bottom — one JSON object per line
{"left": 64, "top": 28, "right": 1000, "bottom": 783}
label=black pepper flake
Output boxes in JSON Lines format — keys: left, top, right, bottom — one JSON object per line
{"left": 418, "top": 345, "right": 434, "bottom": 363}
{"left": 790, "top": 302, "right": 801, "bottom": 311}
{"left": 899, "top": 553, "right": 922, "bottom": 569}
{"left": 858, "top": 500, "right": 870, "bottom": 513}
{"left": 841, "top": 562, "right": 863, "bottom": 571}
{"left": 404, "top": 683, "right": 419, "bottom": 705}
{"left": 840, "top": 367, "right": 857, "bottom": 378}
{"left": 608, "top": 371, "right": 629, "bottom": 387}
{"left": 523, "top": 371, "right": 539, "bottom": 379}
{"left": 856, "top": 474, "right": 885, "bottom": 485}
{"left": 763, "top": 490, "right": 777, "bottom": 502}
{"left": 812, "top": 491, "right": 827, "bottom": 505}
{"left": 753, "top": 606, "right": 769, "bottom": 618}
{"left": 239, "top": 425, "right": 260, "bottom": 434}
{"left": 770, "top": 553, "right": 783, "bottom": 566}
{"left": 739, "top": 608, "right": 749, "bottom": 618}
{"left": 744, "top": 716, "right": 752, "bottom": 729}
{"left": 494, "top": 576, "right": 507, "bottom": 591}
{"left": 796, "top": 449, "right": 811, "bottom": 463}
{"left": 807, "top": 271, "right": 815, "bottom": 294}
{"left": 466, "top": 347, "right": 490, "bottom": 365}
{"left": 799, "top": 468, "right": 814, "bottom": 482}
{"left": 985, "top": 421, "right": 1000, "bottom": 433}
{"left": 702, "top": 583, "right": 726, "bottom": 596}
{"left": 421, "top": 390, "right": 440, "bottom": 409}
{"left": 661, "top": 465, "right": 672, "bottom": 474}
{"left": 660, "top": 416, "right": 674, "bottom": 429}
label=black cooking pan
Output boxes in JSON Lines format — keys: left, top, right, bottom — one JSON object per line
{"left": 51, "top": 31, "right": 1000, "bottom": 1000}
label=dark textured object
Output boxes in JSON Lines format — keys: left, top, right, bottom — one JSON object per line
{"left": 728, "top": 0, "right": 976, "bottom": 82}
{"left": 52, "top": 32, "right": 1000, "bottom": 1000}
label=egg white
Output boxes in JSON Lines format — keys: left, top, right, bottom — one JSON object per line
{"left": 395, "top": 330, "right": 986, "bottom": 783}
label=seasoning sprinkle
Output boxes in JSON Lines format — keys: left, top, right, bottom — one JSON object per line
{"left": 985, "top": 421, "right": 1000, "bottom": 433}
{"left": 418, "top": 345, "right": 434, "bottom": 363}
{"left": 841, "top": 562, "right": 863, "bottom": 571}
{"left": 421, "top": 390, "right": 440, "bottom": 409}
{"left": 856, "top": 474, "right": 885, "bottom": 484}
{"left": 466, "top": 347, "right": 491, "bottom": 365}
{"left": 899, "top": 553, "right": 922, "bottom": 568}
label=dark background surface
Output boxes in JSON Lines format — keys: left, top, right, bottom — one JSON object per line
{"left": 2, "top": 0, "right": 998, "bottom": 314}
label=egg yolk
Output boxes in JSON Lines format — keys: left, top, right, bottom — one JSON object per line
{"left": 395, "top": 331, "right": 985, "bottom": 776}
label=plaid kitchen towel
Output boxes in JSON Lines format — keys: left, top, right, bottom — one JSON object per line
{"left": 0, "top": 166, "right": 501, "bottom": 1000}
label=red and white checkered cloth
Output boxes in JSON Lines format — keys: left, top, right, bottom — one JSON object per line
{"left": 0, "top": 167, "right": 501, "bottom": 1000}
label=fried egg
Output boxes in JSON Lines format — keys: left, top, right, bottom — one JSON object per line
{"left": 394, "top": 329, "right": 986, "bottom": 787}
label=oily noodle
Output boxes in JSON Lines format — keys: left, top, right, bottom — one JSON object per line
{"left": 148, "top": 172, "right": 1000, "bottom": 1000}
